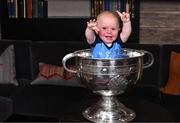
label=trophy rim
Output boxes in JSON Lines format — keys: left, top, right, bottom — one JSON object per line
{"left": 74, "top": 48, "right": 145, "bottom": 60}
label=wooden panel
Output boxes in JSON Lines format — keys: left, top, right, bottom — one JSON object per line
{"left": 140, "top": 0, "right": 180, "bottom": 11}
{"left": 140, "top": 11, "right": 180, "bottom": 28}
{"left": 140, "top": 27, "right": 180, "bottom": 44}
{"left": 139, "top": 0, "right": 180, "bottom": 44}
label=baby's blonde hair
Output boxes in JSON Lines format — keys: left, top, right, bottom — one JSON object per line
{"left": 97, "top": 11, "right": 121, "bottom": 28}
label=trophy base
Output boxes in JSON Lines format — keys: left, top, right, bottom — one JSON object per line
{"left": 83, "top": 96, "right": 135, "bottom": 123}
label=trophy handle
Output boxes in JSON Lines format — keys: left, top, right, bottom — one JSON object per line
{"left": 142, "top": 51, "right": 154, "bottom": 69}
{"left": 62, "top": 53, "right": 77, "bottom": 73}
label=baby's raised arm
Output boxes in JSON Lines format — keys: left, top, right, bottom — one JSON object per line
{"left": 116, "top": 11, "right": 132, "bottom": 43}
{"left": 85, "top": 19, "right": 99, "bottom": 44}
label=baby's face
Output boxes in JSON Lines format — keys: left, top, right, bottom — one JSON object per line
{"left": 97, "top": 14, "right": 119, "bottom": 45}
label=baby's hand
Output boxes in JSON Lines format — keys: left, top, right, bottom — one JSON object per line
{"left": 116, "top": 10, "right": 130, "bottom": 23}
{"left": 87, "top": 19, "right": 100, "bottom": 33}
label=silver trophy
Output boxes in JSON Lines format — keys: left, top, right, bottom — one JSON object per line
{"left": 62, "top": 48, "right": 154, "bottom": 123}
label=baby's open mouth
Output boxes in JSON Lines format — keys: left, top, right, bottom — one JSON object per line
{"left": 105, "top": 36, "right": 112, "bottom": 40}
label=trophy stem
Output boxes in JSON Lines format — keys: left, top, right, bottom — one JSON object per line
{"left": 83, "top": 95, "right": 136, "bottom": 123}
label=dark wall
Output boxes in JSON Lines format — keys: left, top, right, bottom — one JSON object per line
{"left": 1, "top": 18, "right": 88, "bottom": 42}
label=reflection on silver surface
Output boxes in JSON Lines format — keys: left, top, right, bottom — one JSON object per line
{"left": 62, "top": 48, "right": 154, "bottom": 123}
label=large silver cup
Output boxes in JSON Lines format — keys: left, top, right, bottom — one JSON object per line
{"left": 62, "top": 48, "right": 154, "bottom": 123}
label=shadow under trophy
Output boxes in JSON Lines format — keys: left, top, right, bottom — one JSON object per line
{"left": 62, "top": 48, "right": 154, "bottom": 123}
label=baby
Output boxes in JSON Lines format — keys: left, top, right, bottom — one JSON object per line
{"left": 85, "top": 10, "right": 131, "bottom": 59}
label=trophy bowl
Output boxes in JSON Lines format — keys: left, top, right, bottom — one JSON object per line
{"left": 62, "top": 48, "right": 154, "bottom": 123}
